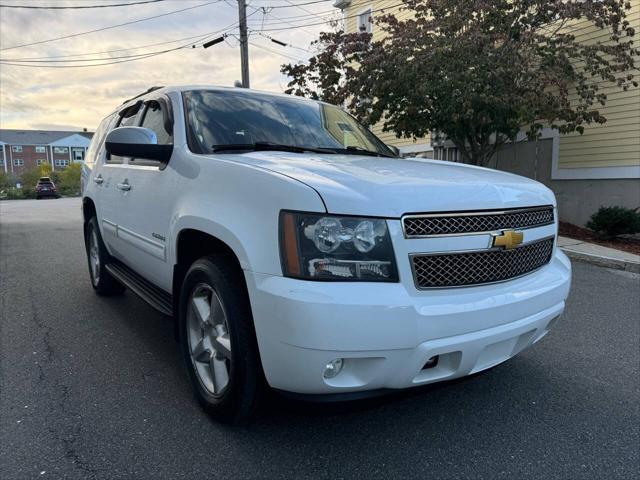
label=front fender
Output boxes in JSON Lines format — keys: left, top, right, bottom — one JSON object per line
{"left": 167, "top": 152, "right": 327, "bottom": 276}
{"left": 171, "top": 215, "right": 251, "bottom": 270}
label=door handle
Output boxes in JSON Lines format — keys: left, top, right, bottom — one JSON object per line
{"left": 117, "top": 181, "right": 131, "bottom": 191}
{"left": 93, "top": 175, "right": 103, "bottom": 185}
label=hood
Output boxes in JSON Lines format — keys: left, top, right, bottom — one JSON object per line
{"left": 223, "top": 152, "right": 555, "bottom": 218}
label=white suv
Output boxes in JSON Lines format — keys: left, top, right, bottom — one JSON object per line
{"left": 82, "top": 85, "right": 572, "bottom": 421}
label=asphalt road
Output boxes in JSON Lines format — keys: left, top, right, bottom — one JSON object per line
{"left": 1, "top": 197, "right": 638, "bottom": 480}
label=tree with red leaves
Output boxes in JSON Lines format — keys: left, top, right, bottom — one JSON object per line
{"left": 281, "top": 0, "right": 638, "bottom": 166}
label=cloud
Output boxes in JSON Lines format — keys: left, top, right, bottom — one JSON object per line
{"left": 0, "top": 1, "right": 333, "bottom": 130}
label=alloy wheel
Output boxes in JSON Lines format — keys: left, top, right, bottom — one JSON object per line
{"left": 89, "top": 230, "right": 100, "bottom": 285}
{"left": 187, "top": 283, "right": 232, "bottom": 396}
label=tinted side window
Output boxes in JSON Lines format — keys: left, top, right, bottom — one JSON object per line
{"left": 107, "top": 103, "right": 141, "bottom": 164}
{"left": 141, "top": 101, "right": 173, "bottom": 145}
{"left": 130, "top": 100, "right": 173, "bottom": 166}
{"left": 85, "top": 114, "right": 114, "bottom": 167}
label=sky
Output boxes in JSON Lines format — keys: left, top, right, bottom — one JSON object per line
{"left": 0, "top": 0, "right": 339, "bottom": 131}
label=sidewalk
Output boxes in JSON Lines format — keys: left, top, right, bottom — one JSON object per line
{"left": 558, "top": 236, "right": 640, "bottom": 273}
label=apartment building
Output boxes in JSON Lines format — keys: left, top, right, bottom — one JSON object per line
{"left": 333, "top": 0, "right": 640, "bottom": 225}
{"left": 0, "top": 129, "right": 93, "bottom": 176}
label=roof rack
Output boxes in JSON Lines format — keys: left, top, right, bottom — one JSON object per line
{"left": 121, "top": 86, "right": 164, "bottom": 105}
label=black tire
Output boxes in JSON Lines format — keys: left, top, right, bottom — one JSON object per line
{"left": 85, "top": 216, "right": 125, "bottom": 295}
{"left": 178, "top": 254, "right": 263, "bottom": 423}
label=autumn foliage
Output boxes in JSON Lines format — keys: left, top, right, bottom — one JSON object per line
{"left": 282, "top": 0, "right": 638, "bottom": 165}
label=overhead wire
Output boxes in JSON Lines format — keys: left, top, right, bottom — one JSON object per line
{"left": 247, "top": 3, "right": 323, "bottom": 38}
{"left": 0, "top": 0, "right": 221, "bottom": 51}
{"left": 282, "top": 0, "right": 334, "bottom": 23}
{"left": 248, "top": 40, "right": 307, "bottom": 63}
{"left": 1, "top": 31, "right": 227, "bottom": 61}
{"left": 248, "top": 0, "right": 333, "bottom": 8}
{"left": 0, "top": 0, "right": 402, "bottom": 68}
{"left": 252, "top": 2, "right": 405, "bottom": 32}
{"left": 0, "top": 13, "right": 253, "bottom": 67}
{"left": 0, "top": 0, "right": 167, "bottom": 9}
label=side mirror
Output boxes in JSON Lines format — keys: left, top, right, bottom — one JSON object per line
{"left": 387, "top": 145, "right": 400, "bottom": 157}
{"left": 105, "top": 126, "right": 172, "bottom": 163}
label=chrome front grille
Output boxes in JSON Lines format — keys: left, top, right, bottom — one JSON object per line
{"left": 411, "top": 237, "right": 554, "bottom": 289}
{"left": 403, "top": 206, "right": 555, "bottom": 237}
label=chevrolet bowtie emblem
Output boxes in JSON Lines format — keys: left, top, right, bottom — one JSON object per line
{"left": 492, "top": 230, "right": 524, "bottom": 250}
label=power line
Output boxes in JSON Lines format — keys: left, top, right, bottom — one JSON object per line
{"left": 1, "top": 46, "right": 194, "bottom": 63}
{"left": 256, "top": 32, "right": 309, "bottom": 53}
{"left": 282, "top": 0, "right": 333, "bottom": 22}
{"left": 0, "top": 0, "right": 166, "bottom": 9}
{"left": 0, "top": 49, "right": 175, "bottom": 68}
{"left": 0, "top": 22, "right": 242, "bottom": 67}
{"left": 258, "top": 0, "right": 333, "bottom": 9}
{"left": 246, "top": 6, "right": 341, "bottom": 24}
{"left": 1, "top": 31, "right": 225, "bottom": 61}
{"left": 0, "top": 0, "right": 397, "bottom": 68}
{"left": 248, "top": 40, "right": 307, "bottom": 63}
{"left": 248, "top": 4, "right": 321, "bottom": 38}
{"left": 0, "top": 9, "right": 258, "bottom": 67}
{"left": 0, "top": 1, "right": 221, "bottom": 51}
{"left": 252, "top": 2, "right": 405, "bottom": 32}
{"left": 244, "top": 0, "right": 391, "bottom": 29}
{"left": 1, "top": 5, "right": 269, "bottom": 62}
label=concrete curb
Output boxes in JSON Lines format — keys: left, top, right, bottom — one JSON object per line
{"left": 560, "top": 247, "right": 640, "bottom": 274}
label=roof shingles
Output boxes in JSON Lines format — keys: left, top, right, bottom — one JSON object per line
{"left": 0, "top": 129, "right": 93, "bottom": 145}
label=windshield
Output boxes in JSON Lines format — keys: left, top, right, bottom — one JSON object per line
{"left": 183, "top": 90, "right": 395, "bottom": 157}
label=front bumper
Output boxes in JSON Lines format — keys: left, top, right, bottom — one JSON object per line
{"left": 245, "top": 249, "right": 571, "bottom": 395}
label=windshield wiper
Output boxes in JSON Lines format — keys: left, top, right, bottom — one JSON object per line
{"left": 211, "top": 142, "right": 337, "bottom": 154}
{"left": 338, "top": 146, "right": 395, "bottom": 158}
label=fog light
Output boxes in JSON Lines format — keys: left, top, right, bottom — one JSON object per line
{"left": 423, "top": 355, "right": 439, "bottom": 370}
{"left": 323, "top": 358, "right": 344, "bottom": 379}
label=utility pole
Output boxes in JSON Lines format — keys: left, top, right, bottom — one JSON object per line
{"left": 237, "top": 0, "right": 250, "bottom": 88}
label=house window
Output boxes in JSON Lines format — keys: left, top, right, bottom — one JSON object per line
{"left": 54, "top": 158, "right": 70, "bottom": 167}
{"left": 12, "top": 145, "right": 23, "bottom": 153}
{"left": 13, "top": 158, "right": 24, "bottom": 166}
{"left": 358, "top": 8, "right": 373, "bottom": 33}
{"left": 72, "top": 148, "right": 85, "bottom": 162}
{"left": 54, "top": 147, "right": 68, "bottom": 154}
{"left": 35, "top": 146, "right": 46, "bottom": 153}
{"left": 37, "top": 159, "right": 47, "bottom": 166}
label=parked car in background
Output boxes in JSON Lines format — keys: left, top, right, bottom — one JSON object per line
{"left": 35, "top": 177, "right": 58, "bottom": 199}
{"left": 81, "top": 85, "right": 572, "bottom": 422}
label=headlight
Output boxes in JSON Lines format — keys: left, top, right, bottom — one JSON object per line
{"left": 279, "top": 211, "right": 399, "bottom": 282}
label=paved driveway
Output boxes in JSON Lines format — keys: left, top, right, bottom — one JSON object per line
{"left": 1, "top": 198, "right": 638, "bottom": 479}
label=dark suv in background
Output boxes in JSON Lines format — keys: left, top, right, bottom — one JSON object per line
{"left": 35, "top": 177, "right": 58, "bottom": 199}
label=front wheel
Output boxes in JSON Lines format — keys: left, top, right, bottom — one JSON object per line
{"left": 178, "top": 255, "right": 263, "bottom": 422}
{"left": 85, "top": 217, "right": 125, "bottom": 295}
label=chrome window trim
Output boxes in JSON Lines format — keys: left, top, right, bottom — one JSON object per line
{"left": 409, "top": 235, "right": 556, "bottom": 290}
{"left": 401, "top": 205, "right": 555, "bottom": 238}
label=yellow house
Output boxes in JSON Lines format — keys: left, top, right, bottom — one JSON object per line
{"left": 333, "top": 0, "right": 640, "bottom": 226}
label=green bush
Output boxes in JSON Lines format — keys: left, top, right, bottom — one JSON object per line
{"left": 1, "top": 187, "right": 25, "bottom": 200}
{"left": 57, "top": 163, "right": 82, "bottom": 196}
{"left": 0, "top": 170, "right": 12, "bottom": 189}
{"left": 586, "top": 206, "right": 640, "bottom": 239}
{"left": 19, "top": 168, "right": 41, "bottom": 199}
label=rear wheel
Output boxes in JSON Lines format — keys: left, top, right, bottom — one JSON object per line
{"left": 85, "top": 217, "right": 125, "bottom": 295}
{"left": 179, "top": 255, "right": 263, "bottom": 422}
